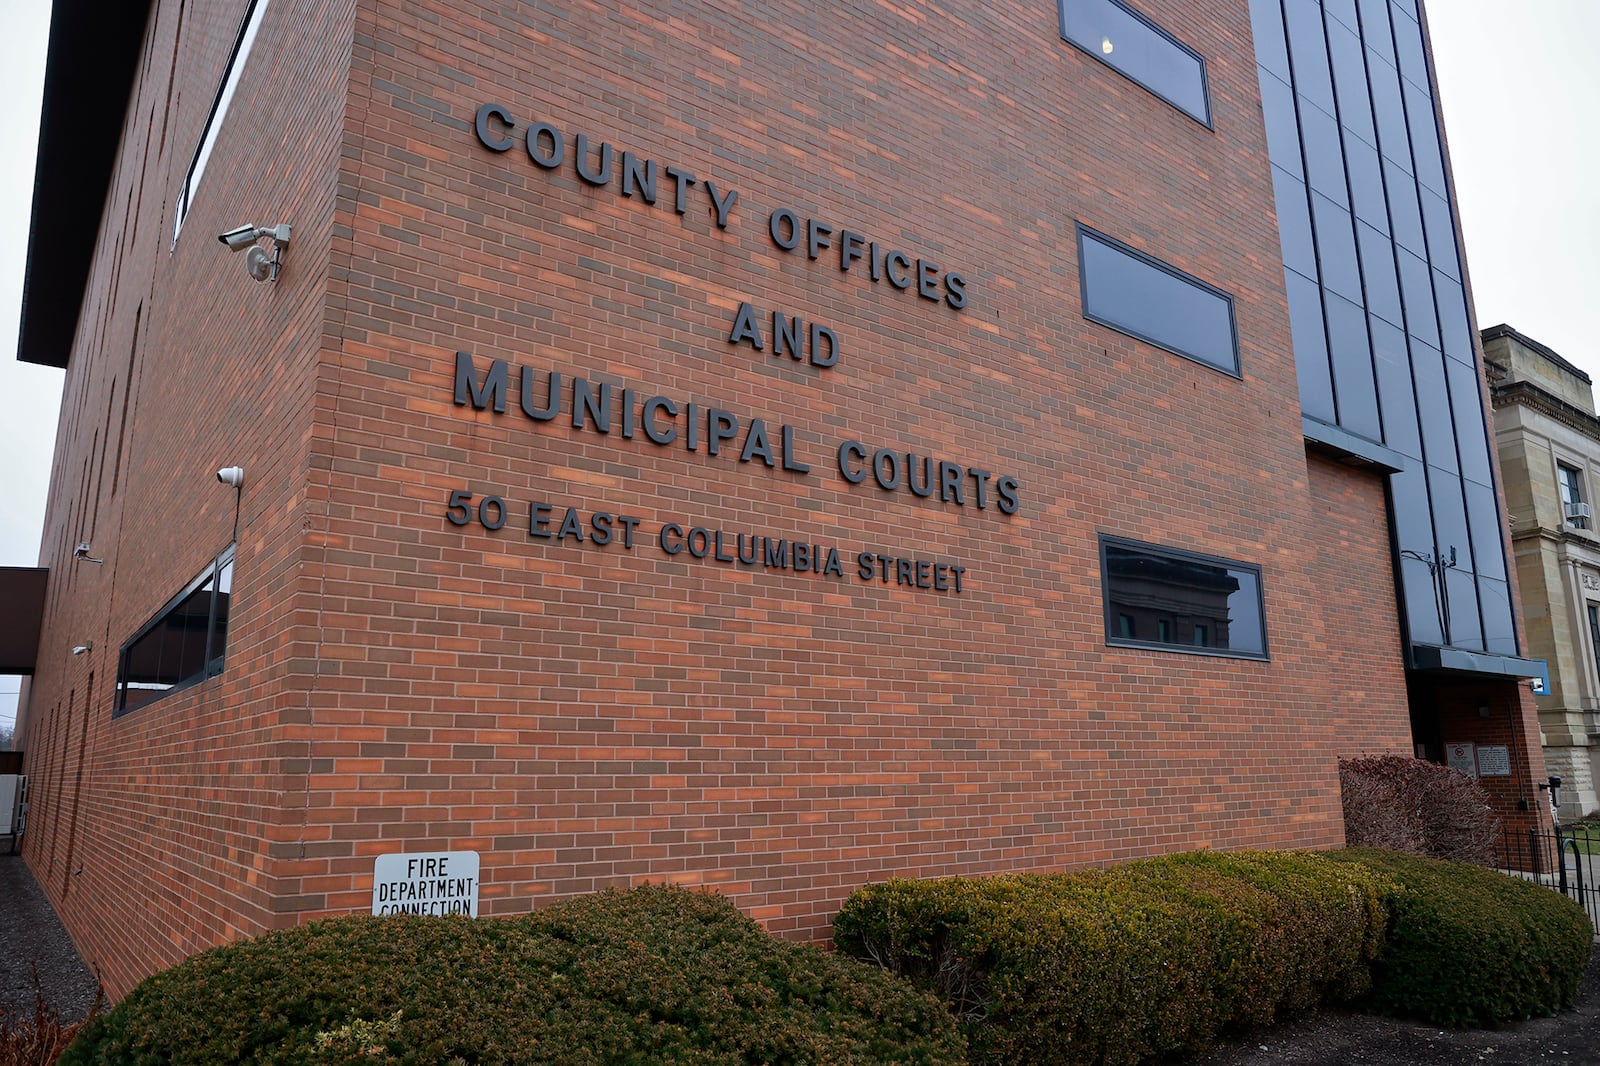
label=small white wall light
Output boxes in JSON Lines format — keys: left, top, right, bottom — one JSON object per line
{"left": 216, "top": 466, "right": 245, "bottom": 487}
{"left": 71, "top": 642, "right": 93, "bottom": 656}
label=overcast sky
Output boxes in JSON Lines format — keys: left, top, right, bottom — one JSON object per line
{"left": 0, "top": 1, "right": 1597, "bottom": 735}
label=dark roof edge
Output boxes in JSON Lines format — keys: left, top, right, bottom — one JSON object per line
{"left": 1481, "top": 324, "right": 1592, "bottom": 387}
{"left": 16, "top": 0, "right": 156, "bottom": 369}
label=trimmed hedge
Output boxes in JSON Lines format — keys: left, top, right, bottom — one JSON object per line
{"left": 833, "top": 851, "right": 1393, "bottom": 1066}
{"left": 60, "top": 885, "right": 963, "bottom": 1066}
{"left": 1332, "top": 847, "right": 1593, "bottom": 1026}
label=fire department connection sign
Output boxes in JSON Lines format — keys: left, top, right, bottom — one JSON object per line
{"left": 372, "top": 851, "right": 480, "bottom": 916}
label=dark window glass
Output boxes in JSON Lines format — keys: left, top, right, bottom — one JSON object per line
{"left": 1371, "top": 316, "right": 1421, "bottom": 458}
{"left": 1391, "top": 8, "right": 1429, "bottom": 90}
{"left": 1559, "top": 463, "right": 1586, "bottom": 524}
{"left": 1101, "top": 536, "right": 1268, "bottom": 659}
{"left": 1059, "top": 0, "right": 1211, "bottom": 125}
{"left": 1445, "top": 565, "right": 1484, "bottom": 651}
{"left": 1272, "top": 166, "right": 1317, "bottom": 278}
{"left": 1396, "top": 248, "right": 1438, "bottom": 347}
{"left": 1078, "top": 225, "right": 1239, "bottom": 375}
{"left": 116, "top": 546, "right": 236, "bottom": 716}
{"left": 1326, "top": 291, "right": 1381, "bottom": 440}
{"left": 1327, "top": 19, "right": 1376, "bottom": 146}
{"left": 1404, "top": 80, "right": 1447, "bottom": 194}
{"left": 173, "top": 0, "right": 270, "bottom": 242}
{"left": 1446, "top": 358, "right": 1492, "bottom": 487}
{"left": 1260, "top": 71, "right": 1304, "bottom": 181}
{"left": 1433, "top": 272, "right": 1471, "bottom": 365}
{"left": 1464, "top": 481, "right": 1507, "bottom": 581}
{"left": 1357, "top": 221, "right": 1402, "bottom": 326}
{"left": 1385, "top": 161, "right": 1425, "bottom": 254}
{"left": 1419, "top": 188, "right": 1459, "bottom": 279}
{"left": 1300, "top": 102, "right": 1349, "bottom": 208}
{"left": 1346, "top": 137, "right": 1388, "bottom": 234}
{"left": 1392, "top": 466, "right": 1443, "bottom": 645}
{"left": 1286, "top": 269, "right": 1336, "bottom": 421}
{"left": 1411, "top": 340, "right": 1456, "bottom": 473}
{"left": 1284, "top": 0, "right": 1335, "bottom": 113}
{"left": 1429, "top": 467, "right": 1471, "bottom": 579}
{"left": 1588, "top": 605, "right": 1600, "bottom": 676}
{"left": 1356, "top": 0, "right": 1393, "bottom": 64}
{"left": 1368, "top": 55, "right": 1410, "bottom": 170}
{"left": 1251, "top": 0, "right": 1291, "bottom": 82}
{"left": 1481, "top": 578, "right": 1516, "bottom": 656}
{"left": 1312, "top": 193, "right": 1362, "bottom": 303}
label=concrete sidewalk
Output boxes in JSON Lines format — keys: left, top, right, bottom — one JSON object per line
{"left": 0, "top": 849, "right": 99, "bottom": 1024}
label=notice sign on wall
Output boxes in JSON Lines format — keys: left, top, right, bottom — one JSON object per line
{"left": 1476, "top": 745, "right": 1512, "bottom": 777}
{"left": 1446, "top": 741, "right": 1478, "bottom": 778}
{"left": 372, "top": 851, "right": 480, "bottom": 916}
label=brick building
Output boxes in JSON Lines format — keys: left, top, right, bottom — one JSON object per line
{"left": 10, "top": 0, "right": 1548, "bottom": 994}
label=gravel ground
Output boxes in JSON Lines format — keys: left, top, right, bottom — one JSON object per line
{"left": 3, "top": 844, "right": 1599, "bottom": 1062}
{"left": 0, "top": 849, "right": 99, "bottom": 1025}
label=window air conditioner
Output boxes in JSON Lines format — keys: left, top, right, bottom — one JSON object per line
{"left": 1567, "top": 502, "right": 1593, "bottom": 523}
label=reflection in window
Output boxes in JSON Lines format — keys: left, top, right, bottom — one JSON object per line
{"left": 1058, "top": 0, "right": 1211, "bottom": 124}
{"left": 173, "top": 0, "right": 271, "bottom": 242}
{"left": 116, "top": 546, "right": 236, "bottom": 715}
{"left": 1560, "top": 464, "right": 1588, "bottom": 529}
{"left": 1078, "top": 225, "right": 1240, "bottom": 376}
{"left": 1101, "top": 536, "right": 1268, "bottom": 659}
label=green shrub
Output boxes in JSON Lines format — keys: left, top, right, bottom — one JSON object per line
{"left": 833, "top": 851, "right": 1393, "bottom": 1066}
{"left": 1332, "top": 847, "right": 1594, "bottom": 1026}
{"left": 60, "top": 884, "right": 963, "bottom": 1066}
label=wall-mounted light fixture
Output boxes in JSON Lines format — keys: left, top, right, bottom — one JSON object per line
{"left": 71, "top": 641, "right": 93, "bottom": 656}
{"left": 73, "top": 542, "right": 104, "bottom": 564}
{"left": 218, "top": 223, "right": 291, "bottom": 282}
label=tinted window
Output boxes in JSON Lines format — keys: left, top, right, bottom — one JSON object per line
{"left": 1300, "top": 103, "right": 1348, "bottom": 208}
{"left": 1283, "top": 0, "right": 1335, "bottom": 113}
{"left": 1464, "top": 481, "right": 1507, "bottom": 582}
{"left": 1345, "top": 137, "right": 1388, "bottom": 234}
{"left": 1367, "top": 55, "right": 1410, "bottom": 169}
{"left": 1356, "top": 220, "right": 1402, "bottom": 326}
{"left": 1326, "top": 291, "right": 1381, "bottom": 440}
{"left": 1260, "top": 72, "right": 1304, "bottom": 180}
{"left": 1250, "top": 0, "right": 1291, "bottom": 82}
{"left": 1078, "top": 225, "right": 1239, "bottom": 375}
{"left": 1327, "top": 19, "right": 1376, "bottom": 145}
{"left": 1434, "top": 272, "right": 1472, "bottom": 365}
{"left": 1385, "top": 161, "right": 1425, "bottom": 254}
{"left": 1311, "top": 193, "right": 1362, "bottom": 303}
{"left": 116, "top": 546, "right": 236, "bottom": 715}
{"left": 1272, "top": 166, "right": 1318, "bottom": 278}
{"left": 1356, "top": 0, "right": 1393, "bottom": 64}
{"left": 1391, "top": 8, "right": 1429, "bottom": 90}
{"left": 1410, "top": 340, "right": 1455, "bottom": 473}
{"left": 1479, "top": 577, "right": 1517, "bottom": 656}
{"left": 1404, "top": 80, "right": 1446, "bottom": 194}
{"left": 1370, "top": 316, "right": 1420, "bottom": 458}
{"left": 1396, "top": 248, "right": 1438, "bottom": 347}
{"left": 1420, "top": 190, "right": 1459, "bottom": 279}
{"left": 1447, "top": 357, "right": 1493, "bottom": 486}
{"left": 1286, "top": 269, "right": 1336, "bottom": 422}
{"left": 1445, "top": 566, "right": 1484, "bottom": 652}
{"left": 1060, "top": 0, "right": 1211, "bottom": 124}
{"left": 1429, "top": 466, "right": 1471, "bottom": 575}
{"left": 1101, "top": 536, "right": 1268, "bottom": 659}
{"left": 174, "top": 0, "right": 271, "bottom": 243}
{"left": 1391, "top": 466, "right": 1443, "bottom": 645}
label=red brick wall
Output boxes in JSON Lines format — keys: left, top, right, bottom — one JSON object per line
{"left": 20, "top": 0, "right": 355, "bottom": 996}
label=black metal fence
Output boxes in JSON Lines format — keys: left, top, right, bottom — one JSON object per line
{"left": 1498, "top": 822, "right": 1600, "bottom": 931}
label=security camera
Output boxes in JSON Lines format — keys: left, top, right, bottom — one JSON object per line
{"left": 219, "top": 224, "right": 261, "bottom": 250}
{"left": 71, "top": 643, "right": 92, "bottom": 656}
{"left": 217, "top": 466, "right": 245, "bottom": 487}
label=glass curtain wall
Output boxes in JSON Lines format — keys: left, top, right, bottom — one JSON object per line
{"left": 1251, "top": 0, "right": 1515, "bottom": 656}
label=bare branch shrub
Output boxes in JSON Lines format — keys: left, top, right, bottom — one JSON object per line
{"left": 1339, "top": 755, "right": 1501, "bottom": 866}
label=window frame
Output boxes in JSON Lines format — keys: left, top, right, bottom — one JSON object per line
{"left": 1076, "top": 223, "right": 1242, "bottom": 377}
{"left": 1057, "top": 0, "right": 1213, "bottom": 127}
{"left": 1558, "top": 460, "right": 1588, "bottom": 529}
{"left": 1099, "top": 534, "right": 1269, "bottom": 661}
{"left": 114, "top": 544, "right": 236, "bottom": 717}
{"left": 172, "top": 0, "right": 271, "bottom": 244}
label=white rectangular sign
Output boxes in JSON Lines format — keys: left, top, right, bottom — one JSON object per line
{"left": 1476, "top": 744, "right": 1512, "bottom": 777}
{"left": 372, "top": 850, "right": 479, "bottom": 916}
{"left": 1445, "top": 741, "right": 1477, "bottom": 778}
